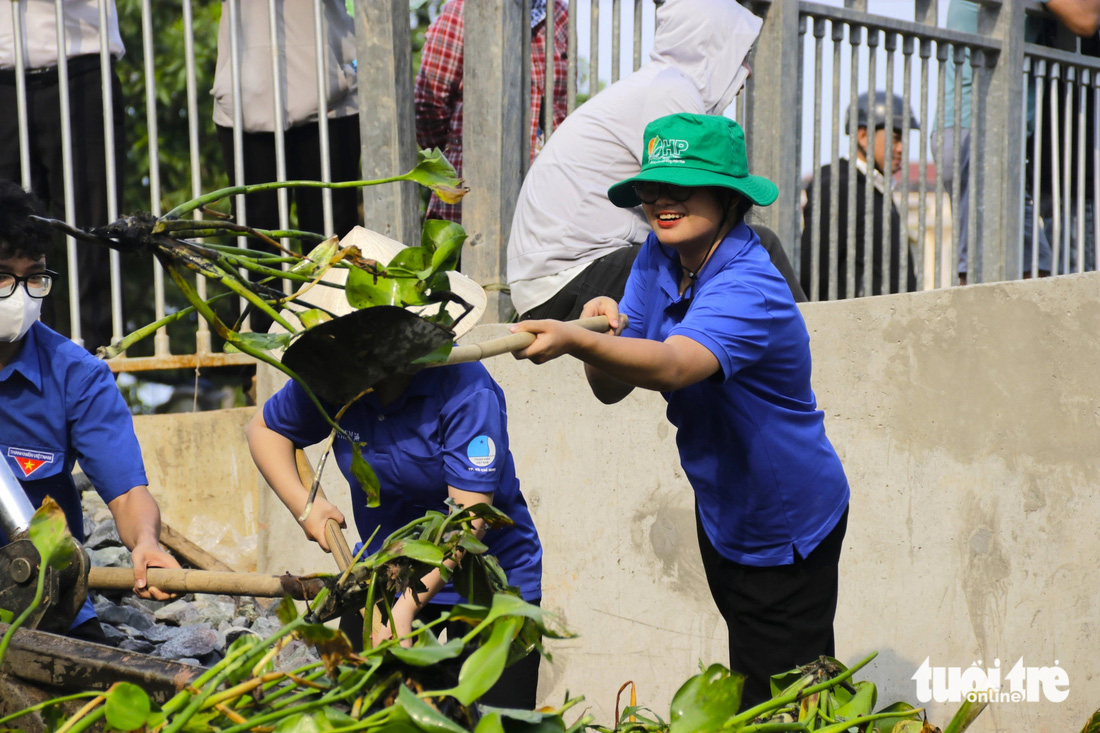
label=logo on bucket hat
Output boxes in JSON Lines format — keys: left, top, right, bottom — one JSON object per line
{"left": 647, "top": 136, "right": 690, "bottom": 164}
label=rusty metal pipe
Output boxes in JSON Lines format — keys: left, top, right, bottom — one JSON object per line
{"left": 87, "top": 567, "right": 326, "bottom": 600}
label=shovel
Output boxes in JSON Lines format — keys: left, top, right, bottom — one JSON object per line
{"left": 281, "top": 310, "right": 623, "bottom": 405}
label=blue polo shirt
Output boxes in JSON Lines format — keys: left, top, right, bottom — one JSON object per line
{"left": 263, "top": 361, "right": 542, "bottom": 605}
{"left": 0, "top": 322, "right": 148, "bottom": 627}
{"left": 619, "top": 223, "right": 850, "bottom": 566}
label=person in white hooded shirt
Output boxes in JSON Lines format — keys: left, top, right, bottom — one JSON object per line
{"left": 507, "top": 0, "right": 804, "bottom": 320}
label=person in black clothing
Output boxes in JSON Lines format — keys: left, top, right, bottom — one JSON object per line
{"left": 801, "top": 91, "right": 919, "bottom": 300}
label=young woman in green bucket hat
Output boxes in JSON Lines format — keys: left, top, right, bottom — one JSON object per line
{"left": 512, "top": 112, "right": 850, "bottom": 708}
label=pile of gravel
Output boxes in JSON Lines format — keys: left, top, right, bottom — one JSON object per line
{"left": 81, "top": 495, "right": 320, "bottom": 670}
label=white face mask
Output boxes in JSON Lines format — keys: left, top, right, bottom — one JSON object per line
{"left": 0, "top": 287, "right": 42, "bottom": 343}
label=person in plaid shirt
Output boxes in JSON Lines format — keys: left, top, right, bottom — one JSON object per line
{"left": 415, "top": 0, "right": 569, "bottom": 222}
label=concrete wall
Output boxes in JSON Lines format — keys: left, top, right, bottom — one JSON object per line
{"left": 132, "top": 408, "right": 260, "bottom": 572}
{"left": 233, "top": 273, "right": 1098, "bottom": 731}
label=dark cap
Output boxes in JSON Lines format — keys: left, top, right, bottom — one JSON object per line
{"left": 846, "top": 91, "right": 920, "bottom": 133}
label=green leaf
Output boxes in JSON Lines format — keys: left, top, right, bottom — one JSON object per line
{"left": 474, "top": 713, "right": 507, "bottom": 733}
{"left": 457, "top": 534, "right": 488, "bottom": 554}
{"left": 668, "top": 664, "right": 744, "bottom": 733}
{"left": 28, "top": 497, "right": 74, "bottom": 570}
{"left": 290, "top": 236, "right": 340, "bottom": 275}
{"left": 868, "top": 701, "right": 921, "bottom": 733}
{"left": 410, "top": 340, "right": 454, "bottom": 366}
{"left": 104, "top": 682, "right": 151, "bottom": 731}
{"left": 833, "top": 680, "right": 876, "bottom": 721}
{"left": 480, "top": 706, "right": 568, "bottom": 732}
{"left": 276, "top": 595, "right": 300, "bottom": 626}
{"left": 389, "top": 245, "right": 430, "bottom": 273}
{"left": 394, "top": 685, "right": 469, "bottom": 733}
{"left": 273, "top": 712, "right": 322, "bottom": 732}
{"left": 345, "top": 265, "right": 428, "bottom": 309}
{"left": 389, "top": 637, "right": 466, "bottom": 667}
{"left": 350, "top": 444, "right": 381, "bottom": 508}
{"left": 406, "top": 148, "right": 463, "bottom": 190}
{"left": 296, "top": 621, "right": 354, "bottom": 680}
{"left": 297, "top": 308, "right": 332, "bottom": 330}
{"left": 421, "top": 220, "right": 466, "bottom": 275}
{"left": 225, "top": 330, "right": 293, "bottom": 353}
{"left": 0, "top": 609, "right": 12, "bottom": 624}
{"left": 434, "top": 616, "right": 522, "bottom": 705}
{"left": 943, "top": 696, "right": 988, "bottom": 733}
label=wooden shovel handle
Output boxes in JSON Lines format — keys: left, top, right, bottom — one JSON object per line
{"left": 294, "top": 449, "right": 355, "bottom": 573}
{"left": 443, "top": 315, "right": 624, "bottom": 365}
{"left": 325, "top": 519, "right": 354, "bottom": 572}
{"left": 87, "top": 566, "right": 325, "bottom": 599}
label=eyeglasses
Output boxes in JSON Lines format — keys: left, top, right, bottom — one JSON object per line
{"left": 0, "top": 270, "right": 57, "bottom": 299}
{"left": 633, "top": 181, "right": 694, "bottom": 205}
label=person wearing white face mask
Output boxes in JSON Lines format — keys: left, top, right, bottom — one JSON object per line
{"left": 0, "top": 181, "right": 180, "bottom": 643}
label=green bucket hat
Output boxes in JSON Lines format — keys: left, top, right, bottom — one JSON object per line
{"left": 608, "top": 113, "right": 779, "bottom": 208}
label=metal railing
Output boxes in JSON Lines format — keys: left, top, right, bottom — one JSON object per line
{"left": 5, "top": 0, "right": 1099, "bottom": 370}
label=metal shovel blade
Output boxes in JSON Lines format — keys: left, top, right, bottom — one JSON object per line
{"left": 281, "top": 306, "right": 454, "bottom": 405}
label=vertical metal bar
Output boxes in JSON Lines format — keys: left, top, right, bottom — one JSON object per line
{"left": 611, "top": 0, "right": 620, "bottom": 83}
{"left": 934, "top": 41, "right": 947, "bottom": 289}
{"left": 227, "top": 0, "right": 250, "bottom": 327}
{"left": 862, "top": 29, "right": 877, "bottom": 297}
{"left": 544, "top": 0, "right": 556, "bottom": 142}
{"left": 633, "top": 0, "right": 642, "bottom": 72}
{"left": 567, "top": 0, "right": 577, "bottom": 113}
{"left": 1094, "top": 73, "right": 1100, "bottom": 272}
{"left": 918, "top": 38, "right": 931, "bottom": 288}
{"left": 900, "top": 34, "right": 915, "bottom": 291}
{"left": 140, "top": 0, "right": 168, "bottom": 355}
{"left": 829, "top": 19, "right": 844, "bottom": 300}
{"left": 589, "top": 0, "right": 599, "bottom": 98}
{"left": 1061, "top": 68, "right": 1073, "bottom": 274}
{"left": 1076, "top": 69, "right": 1087, "bottom": 273}
{"left": 97, "top": 0, "right": 122, "bottom": 347}
{"left": 949, "top": 43, "right": 964, "bottom": 286}
{"left": 313, "top": 0, "right": 335, "bottom": 237}
{"left": 54, "top": 0, "right": 81, "bottom": 345}
{"left": 795, "top": 13, "right": 805, "bottom": 254}
{"left": 1050, "top": 64, "right": 1063, "bottom": 275}
{"left": 846, "top": 24, "right": 861, "bottom": 300}
{"left": 1030, "top": 60, "right": 1046, "bottom": 278}
{"left": 809, "top": 16, "right": 826, "bottom": 301}
{"left": 521, "top": 0, "right": 532, "bottom": 173}
{"left": 967, "top": 50, "right": 982, "bottom": 282}
{"left": 267, "top": 0, "right": 290, "bottom": 261}
{"left": 882, "top": 31, "right": 896, "bottom": 292}
{"left": 182, "top": 0, "right": 211, "bottom": 354}
{"left": 11, "top": 1, "right": 31, "bottom": 189}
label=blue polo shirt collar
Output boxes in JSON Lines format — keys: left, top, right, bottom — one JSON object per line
{"left": 358, "top": 368, "right": 445, "bottom": 414}
{"left": 654, "top": 221, "right": 757, "bottom": 303}
{"left": 0, "top": 322, "right": 44, "bottom": 391}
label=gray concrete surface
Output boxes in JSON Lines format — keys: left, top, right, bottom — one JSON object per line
{"left": 242, "top": 272, "right": 1100, "bottom": 731}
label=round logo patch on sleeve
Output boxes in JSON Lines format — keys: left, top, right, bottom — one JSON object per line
{"left": 467, "top": 435, "right": 497, "bottom": 467}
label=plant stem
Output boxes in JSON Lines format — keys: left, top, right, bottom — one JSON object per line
{"left": 0, "top": 692, "right": 102, "bottom": 727}
{"left": 729, "top": 653, "right": 879, "bottom": 727}
{"left": 164, "top": 178, "right": 409, "bottom": 220}
{"left": 0, "top": 559, "right": 49, "bottom": 666}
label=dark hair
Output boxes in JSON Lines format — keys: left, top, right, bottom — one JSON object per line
{"left": 711, "top": 187, "right": 753, "bottom": 229}
{"left": 0, "top": 181, "right": 52, "bottom": 262}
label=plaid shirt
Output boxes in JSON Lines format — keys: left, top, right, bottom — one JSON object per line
{"left": 415, "top": 0, "right": 570, "bottom": 222}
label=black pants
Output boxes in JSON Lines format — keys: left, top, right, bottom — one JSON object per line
{"left": 696, "top": 506, "right": 848, "bottom": 710}
{"left": 0, "top": 55, "right": 124, "bottom": 353}
{"left": 520, "top": 244, "right": 641, "bottom": 322}
{"left": 340, "top": 598, "right": 542, "bottom": 709}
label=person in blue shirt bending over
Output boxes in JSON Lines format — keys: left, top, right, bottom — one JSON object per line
{"left": 511, "top": 113, "right": 850, "bottom": 708}
{"left": 0, "top": 181, "right": 180, "bottom": 642}
{"left": 246, "top": 228, "right": 544, "bottom": 709}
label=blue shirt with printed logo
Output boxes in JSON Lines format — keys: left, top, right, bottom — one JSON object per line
{"left": 262, "top": 361, "right": 542, "bottom": 605}
{"left": 0, "top": 322, "right": 149, "bottom": 627}
{"left": 618, "top": 222, "right": 850, "bottom": 567}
